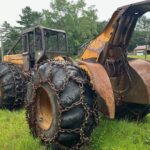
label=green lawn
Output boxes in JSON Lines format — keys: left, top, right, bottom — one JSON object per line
{"left": 128, "top": 54, "right": 150, "bottom": 60}
{"left": 0, "top": 110, "right": 150, "bottom": 150}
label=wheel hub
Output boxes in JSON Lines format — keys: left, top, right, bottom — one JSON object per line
{"left": 36, "top": 87, "right": 53, "bottom": 130}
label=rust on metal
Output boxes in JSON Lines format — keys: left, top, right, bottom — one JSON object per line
{"left": 123, "top": 59, "right": 150, "bottom": 104}
{"left": 80, "top": 0, "right": 150, "bottom": 114}
{"left": 36, "top": 87, "right": 53, "bottom": 130}
{"left": 81, "top": 0, "right": 150, "bottom": 63}
{"left": 79, "top": 61, "right": 115, "bottom": 119}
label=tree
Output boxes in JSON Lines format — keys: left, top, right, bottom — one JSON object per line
{"left": 2, "top": 7, "right": 43, "bottom": 54}
{"left": 1, "top": 21, "right": 20, "bottom": 54}
{"left": 17, "top": 6, "right": 42, "bottom": 28}
{"left": 128, "top": 31, "right": 146, "bottom": 51}
{"left": 97, "top": 21, "right": 108, "bottom": 33}
{"left": 42, "top": 0, "right": 98, "bottom": 55}
{"left": 128, "top": 15, "right": 150, "bottom": 51}
{"left": 136, "top": 15, "right": 150, "bottom": 32}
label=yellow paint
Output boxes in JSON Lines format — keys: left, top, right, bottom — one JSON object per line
{"left": 4, "top": 54, "right": 24, "bottom": 65}
{"left": 80, "top": 10, "right": 119, "bottom": 61}
{"left": 80, "top": 50, "right": 98, "bottom": 60}
{"left": 53, "top": 56, "right": 65, "bottom": 61}
{"left": 80, "top": 64, "right": 92, "bottom": 78}
{"left": 3, "top": 55, "right": 65, "bottom": 66}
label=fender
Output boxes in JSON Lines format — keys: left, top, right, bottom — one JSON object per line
{"left": 78, "top": 61, "right": 115, "bottom": 119}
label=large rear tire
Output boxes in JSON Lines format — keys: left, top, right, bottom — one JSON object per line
{"left": 0, "top": 63, "right": 26, "bottom": 110}
{"left": 26, "top": 60, "right": 98, "bottom": 149}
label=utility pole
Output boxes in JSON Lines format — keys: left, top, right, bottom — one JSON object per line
{"left": 145, "top": 34, "right": 150, "bottom": 60}
{"left": 145, "top": 44, "right": 147, "bottom": 60}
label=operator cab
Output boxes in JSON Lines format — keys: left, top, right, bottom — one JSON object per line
{"left": 7, "top": 26, "right": 68, "bottom": 70}
{"left": 22, "top": 26, "right": 68, "bottom": 66}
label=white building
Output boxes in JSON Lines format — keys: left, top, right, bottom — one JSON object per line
{"left": 134, "top": 45, "right": 150, "bottom": 55}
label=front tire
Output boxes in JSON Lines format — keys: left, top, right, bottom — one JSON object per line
{"left": 26, "top": 60, "right": 98, "bottom": 149}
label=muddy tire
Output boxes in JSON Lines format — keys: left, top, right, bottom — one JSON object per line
{"left": 0, "top": 63, "right": 26, "bottom": 110}
{"left": 26, "top": 60, "right": 98, "bottom": 149}
{"left": 116, "top": 103, "right": 150, "bottom": 120}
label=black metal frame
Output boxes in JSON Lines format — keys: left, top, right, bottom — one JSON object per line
{"left": 7, "top": 26, "right": 68, "bottom": 65}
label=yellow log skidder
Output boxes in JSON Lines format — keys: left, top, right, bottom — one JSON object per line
{"left": 0, "top": 0, "right": 150, "bottom": 149}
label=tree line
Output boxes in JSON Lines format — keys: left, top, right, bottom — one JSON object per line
{"left": 1, "top": 0, "right": 150, "bottom": 55}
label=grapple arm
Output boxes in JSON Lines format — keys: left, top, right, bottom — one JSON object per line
{"left": 80, "top": 0, "right": 150, "bottom": 64}
{"left": 79, "top": 1, "right": 150, "bottom": 118}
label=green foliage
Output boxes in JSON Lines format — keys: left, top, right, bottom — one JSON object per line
{"left": 17, "top": 6, "right": 42, "bottom": 29}
{"left": 97, "top": 21, "right": 108, "bottom": 33}
{"left": 128, "top": 54, "right": 150, "bottom": 60}
{"left": 42, "top": 0, "right": 99, "bottom": 54}
{"left": 128, "top": 31, "right": 147, "bottom": 51}
{"left": 136, "top": 16, "right": 150, "bottom": 32}
{"left": 0, "top": 110, "right": 149, "bottom": 150}
{"left": 128, "top": 15, "right": 150, "bottom": 51}
{"left": 2, "top": 6, "right": 42, "bottom": 53}
{"left": 2, "top": 21, "right": 20, "bottom": 53}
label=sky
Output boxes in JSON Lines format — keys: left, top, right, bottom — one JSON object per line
{"left": 0, "top": 0, "right": 148, "bottom": 26}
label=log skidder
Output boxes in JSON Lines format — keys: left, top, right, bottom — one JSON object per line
{"left": 1, "top": 26, "right": 99, "bottom": 149}
{"left": 0, "top": 62, "right": 26, "bottom": 110}
{"left": 26, "top": 60, "right": 98, "bottom": 149}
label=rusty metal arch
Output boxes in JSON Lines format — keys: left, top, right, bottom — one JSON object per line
{"left": 80, "top": 1, "right": 150, "bottom": 118}
{"left": 81, "top": 0, "right": 150, "bottom": 63}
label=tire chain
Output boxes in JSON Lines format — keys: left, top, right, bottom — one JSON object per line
{"left": 26, "top": 60, "right": 99, "bottom": 150}
{"left": 0, "top": 63, "right": 27, "bottom": 108}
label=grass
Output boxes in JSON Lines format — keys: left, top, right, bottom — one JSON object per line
{"left": 0, "top": 110, "right": 42, "bottom": 150}
{"left": 0, "top": 110, "right": 150, "bottom": 150}
{"left": 89, "top": 115, "right": 150, "bottom": 150}
{"left": 128, "top": 54, "right": 150, "bottom": 60}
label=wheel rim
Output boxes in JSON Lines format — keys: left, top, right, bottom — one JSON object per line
{"left": 36, "top": 87, "right": 53, "bottom": 130}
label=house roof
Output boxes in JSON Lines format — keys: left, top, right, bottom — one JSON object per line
{"left": 22, "top": 26, "right": 66, "bottom": 35}
{"left": 134, "top": 45, "right": 150, "bottom": 51}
